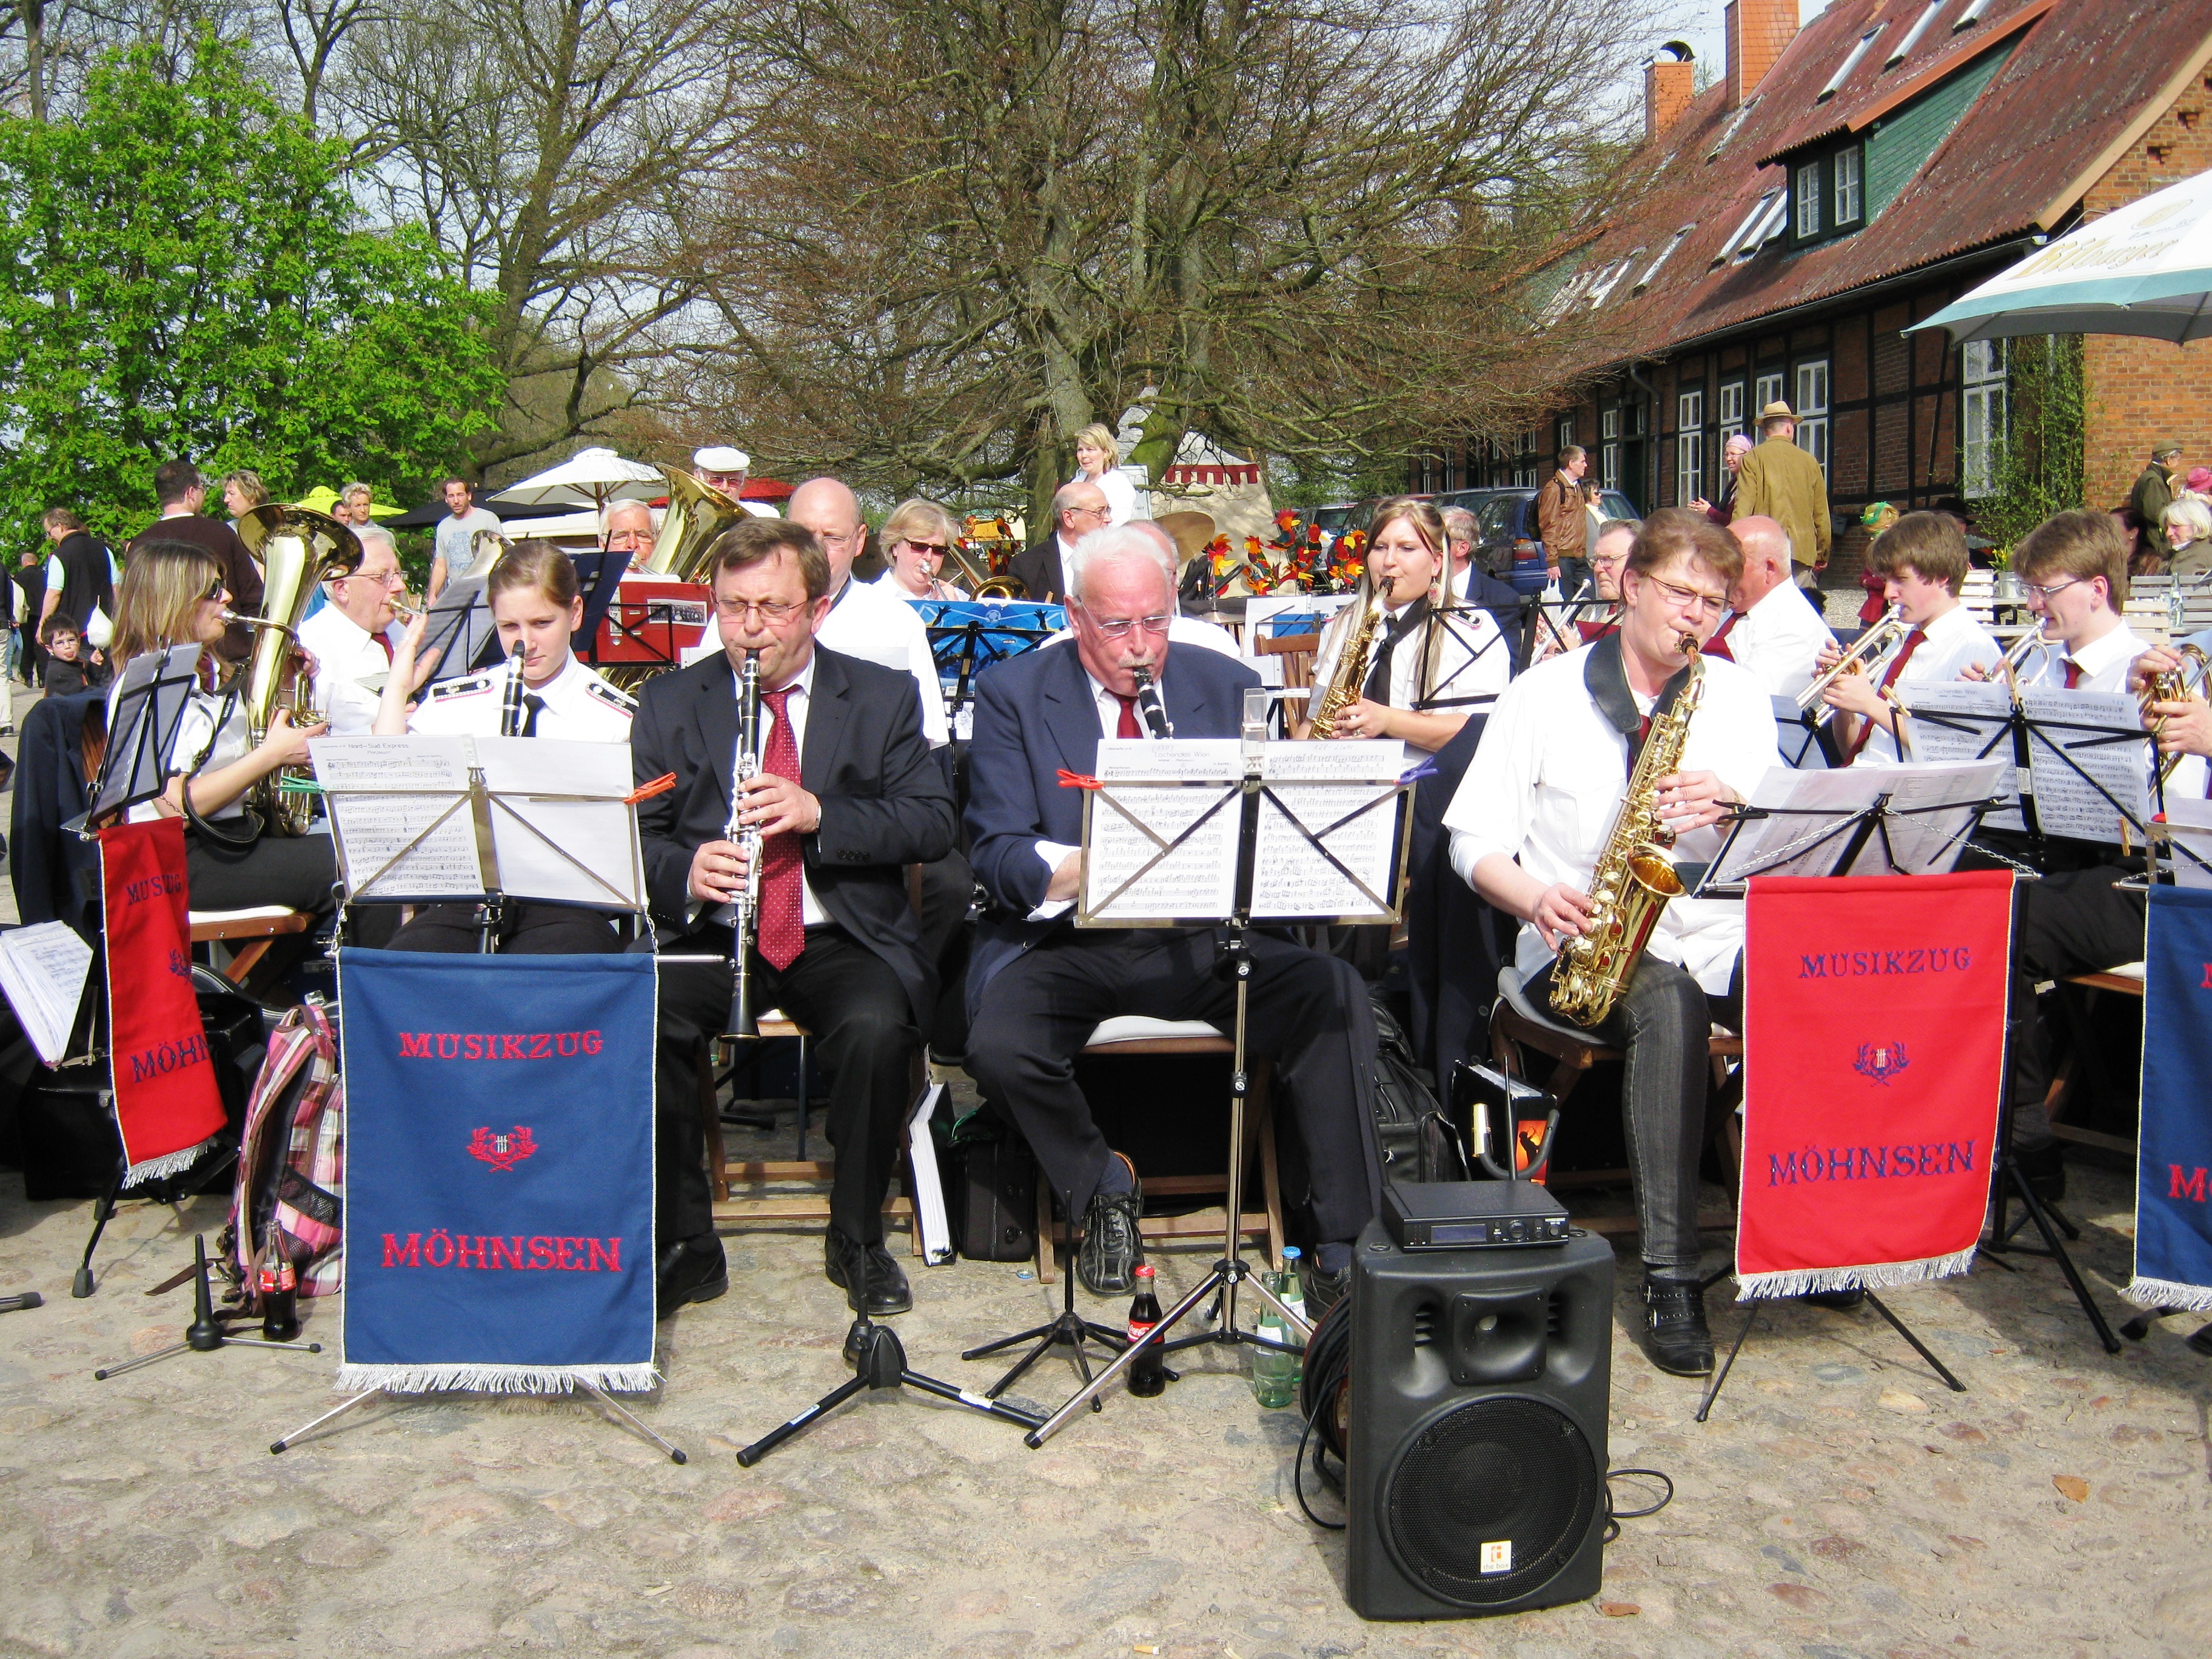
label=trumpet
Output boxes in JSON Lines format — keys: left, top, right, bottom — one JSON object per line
{"left": 2142, "top": 643, "right": 2211, "bottom": 786}
{"left": 1795, "top": 606, "right": 1912, "bottom": 725}
{"left": 1993, "top": 624, "right": 2048, "bottom": 699}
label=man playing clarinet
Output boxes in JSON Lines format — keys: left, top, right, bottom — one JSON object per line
{"left": 635, "top": 518, "right": 956, "bottom": 1319}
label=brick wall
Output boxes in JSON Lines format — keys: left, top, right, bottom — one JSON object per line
{"left": 2081, "top": 71, "right": 2212, "bottom": 508}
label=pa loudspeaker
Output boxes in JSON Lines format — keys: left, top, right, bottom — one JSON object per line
{"left": 1344, "top": 1217, "right": 1614, "bottom": 1620}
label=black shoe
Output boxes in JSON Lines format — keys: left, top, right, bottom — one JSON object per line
{"left": 1300, "top": 1259, "right": 1352, "bottom": 1317}
{"left": 1078, "top": 1169, "right": 1144, "bottom": 1297}
{"left": 1641, "top": 1276, "right": 1714, "bottom": 1376}
{"left": 2014, "top": 1141, "right": 2066, "bottom": 1204}
{"left": 1805, "top": 1287, "right": 1865, "bottom": 1312}
{"left": 655, "top": 1234, "right": 728, "bottom": 1320}
{"left": 825, "top": 1231, "right": 913, "bottom": 1317}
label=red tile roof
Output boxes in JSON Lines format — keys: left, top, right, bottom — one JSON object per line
{"left": 1561, "top": 0, "right": 2212, "bottom": 361}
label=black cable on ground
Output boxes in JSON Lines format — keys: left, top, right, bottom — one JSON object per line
{"left": 1603, "top": 1466, "right": 1675, "bottom": 1541}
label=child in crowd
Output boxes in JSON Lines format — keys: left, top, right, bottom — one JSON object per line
{"left": 39, "top": 614, "right": 107, "bottom": 695}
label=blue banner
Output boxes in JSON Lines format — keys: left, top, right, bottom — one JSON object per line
{"left": 2128, "top": 887, "right": 2212, "bottom": 1312}
{"left": 337, "top": 949, "right": 659, "bottom": 1392}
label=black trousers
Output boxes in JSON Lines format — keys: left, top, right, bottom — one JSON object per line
{"left": 964, "top": 928, "right": 1382, "bottom": 1242}
{"left": 1529, "top": 953, "right": 1741, "bottom": 1278}
{"left": 183, "top": 826, "right": 338, "bottom": 914}
{"left": 2008, "top": 871, "right": 2147, "bottom": 1147}
{"left": 915, "top": 851, "right": 974, "bottom": 1055}
{"left": 386, "top": 902, "right": 622, "bottom": 955}
{"left": 659, "top": 924, "right": 920, "bottom": 1247}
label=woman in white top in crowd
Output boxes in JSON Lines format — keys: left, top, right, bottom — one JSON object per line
{"left": 106, "top": 538, "right": 336, "bottom": 913}
{"left": 1299, "top": 497, "right": 1512, "bottom": 757}
{"left": 873, "top": 499, "right": 970, "bottom": 601}
{"left": 1072, "top": 423, "right": 1138, "bottom": 526}
{"left": 374, "top": 539, "right": 637, "bottom": 952}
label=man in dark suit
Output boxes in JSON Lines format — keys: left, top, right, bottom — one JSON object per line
{"left": 634, "top": 517, "right": 957, "bottom": 1319}
{"left": 1009, "top": 479, "right": 1109, "bottom": 602}
{"left": 964, "top": 525, "right": 1380, "bottom": 1308}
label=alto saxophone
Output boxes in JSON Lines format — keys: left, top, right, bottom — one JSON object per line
{"left": 1550, "top": 634, "right": 1708, "bottom": 1028}
{"left": 1310, "top": 588, "right": 1387, "bottom": 739}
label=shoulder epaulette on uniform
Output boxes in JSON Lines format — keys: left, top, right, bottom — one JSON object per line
{"left": 423, "top": 671, "right": 497, "bottom": 701}
{"left": 584, "top": 677, "right": 637, "bottom": 716}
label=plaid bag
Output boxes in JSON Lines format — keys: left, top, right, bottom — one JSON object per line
{"left": 220, "top": 997, "right": 344, "bottom": 1311}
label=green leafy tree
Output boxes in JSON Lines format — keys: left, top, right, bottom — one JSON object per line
{"left": 0, "top": 31, "right": 502, "bottom": 548}
{"left": 1975, "top": 335, "right": 2085, "bottom": 558}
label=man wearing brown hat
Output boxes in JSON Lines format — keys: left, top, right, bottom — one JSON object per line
{"left": 1732, "top": 400, "right": 1830, "bottom": 597}
{"left": 2127, "top": 441, "right": 2182, "bottom": 545}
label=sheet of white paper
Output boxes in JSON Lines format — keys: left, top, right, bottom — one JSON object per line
{"left": 311, "top": 736, "right": 486, "bottom": 898}
{"left": 1862, "top": 760, "right": 2011, "bottom": 875}
{"left": 1900, "top": 681, "right": 2026, "bottom": 833}
{"left": 1252, "top": 740, "right": 1406, "bottom": 920}
{"left": 0, "top": 923, "right": 93, "bottom": 1065}
{"left": 1711, "top": 766, "right": 1889, "bottom": 881}
{"left": 1772, "top": 697, "right": 1829, "bottom": 771}
{"left": 905, "top": 1084, "right": 954, "bottom": 1265}
{"left": 2163, "top": 797, "right": 2212, "bottom": 889}
{"left": 2020, "top": 689, "right": 2151, "bottom": 844}
{"left": 471, "top": 737, "right": 645, "bottom": 910}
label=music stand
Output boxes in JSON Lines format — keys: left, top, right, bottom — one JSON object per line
{"left": 76, "top": 643, "right": 202, "bottom": 830}
{"left": 916, "top": 600, "right": 1063, "bottom": 724}
{"left": 1021, "top": 698, "right": 1416, "bottom": 1446}
{"left": 569, "top": 549, "right": 632, "bottom": 667}
{"left": 419, "top": 578, "right": 501, "bottom": 688}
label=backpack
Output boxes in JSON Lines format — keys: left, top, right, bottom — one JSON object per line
{"left": 1369, "top": 990, "right": 1469, "bottom": 1185}
{"left": 220, "top": 997, "right": 344, "bottom": 1311}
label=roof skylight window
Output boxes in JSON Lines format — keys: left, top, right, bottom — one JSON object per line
{"left": 1887, "top": 0, "right": 1946, "bottom": 64}
{"left": 1818, "top": 26, "right": 1885, "bottom": 99}
{"left": 1714, "top": 189, "right": 1778, "bottom": 264}
{"left": 1634, "top": 226, "right": 1697, "bottom": 293}
{"left": 1954, "top": 0, "right": 1992, "bottom": 26}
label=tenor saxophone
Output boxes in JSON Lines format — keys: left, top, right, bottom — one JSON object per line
{"left": 1550, "top": 634, "right": 1708, "bottom": 1028}
{"left": 1310, "top": 587, "right": 1387, "bottom": 739}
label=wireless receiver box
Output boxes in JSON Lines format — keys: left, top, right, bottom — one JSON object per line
{"left": 1382, "top": 1179, "right": 1572, "bottom": 1250}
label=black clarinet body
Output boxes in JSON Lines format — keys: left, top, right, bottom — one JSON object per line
{"left": 728, "top": 648, "right": 764, "bottom": 1038}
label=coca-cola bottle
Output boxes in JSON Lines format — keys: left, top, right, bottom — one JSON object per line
{"left": 258, "top": 1221, "right": 300, "bottom": 1342}
{"left": 1127, "top": 1263, "right": 1165, "bottom": 1397}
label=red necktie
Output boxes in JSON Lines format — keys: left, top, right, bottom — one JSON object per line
{"left": 1704, "top": 612, "right": 1740, "bottom": 662}
{"left": 1115, "top": 694, "right": 1140, "bottom": 739}
{"left": 1845, "top": 627, "right": 1927, "bottom": 761}
{"left": 754, "top": 685, "right": 805, "bottom": 970}
{"left": 2063, "top": 659, "right": 2082, "bottom": 689}
{"left": 375, "top": 633, "right": 394, "bottom": 664}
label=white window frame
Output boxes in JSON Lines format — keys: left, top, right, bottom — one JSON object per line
{"left": 1557, "top": 417, "right": 1575, "bottom": 454}
{"left": 1834, "top": 147, "right": 1864, "bottom": 226}
{"left": 1677, "top": 389, "right": 1706, "bottom": 506}
{"left": 1600, "top": 408, "right": 1621, "bottom": 494}
{"left": 1736, "top": 192, "right": 1789, "bottom": 263}
{"left": 1955, "top": 0, "right": 1992, "bottom": 27}
{"left": 1718, "top": 381, "right": 1745, "bottom": 446}
{"left": 1887, "top": 0, "right": 1945, "bottom": 65}
{"left": 1634, "top": 226, "right": 1696, "bottom": 294}
{"left": 1586, "top": 254, "right": 1641, "bottom": 307}
{"left": 1715, "top": 189, "right": 1778, "bottom": 266}
{"left": 1755, "top": 372, "right": 1784, "bottom": 417}
{"left": 1796, "top": 359, "right": 1832, "bottom": 475}
{"left": 1961, "top": 339, "right": 2006, "bottom": 498}
{"left": 1795, "top": 161, "right": 1822, "bottom": 238}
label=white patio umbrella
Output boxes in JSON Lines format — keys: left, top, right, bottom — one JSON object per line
{"left": 1911, "top": 166, "right": 2212, "bottom": 344}
{"left": 488, "top": 446, "right": 665, "bottom": 511}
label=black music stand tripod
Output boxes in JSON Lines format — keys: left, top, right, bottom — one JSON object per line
{"left": 962, "top": 1182, "right": 1133, "bottom": 1409}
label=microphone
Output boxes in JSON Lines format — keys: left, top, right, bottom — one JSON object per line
{"left": 1131, "top": 663, "right": 1173, "bottom": 739}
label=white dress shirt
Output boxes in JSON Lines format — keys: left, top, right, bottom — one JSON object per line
{"left": 1444, "top": 643, "right": 1780, "bottom": 995}
{"left": 1858, "top": 603, "right": 2002, "bottom": 765}
{"left": 1028, "top": 666, "right": 1171, "bottom": 917}
{"left": 874, "top": 569, "right": 969, "bottom": 602}
{"left": 409, "top": 650, "right": 635, "bottom": 745}
{"left": 1714, "top": 579, "right": 1832, "bottom": 700}
{"left": 298, "top": 603, "right": 392, "bottom": 736}
{"left": 2011, "top": 617, "right": 2148, "bottom": 694}
{"left": 705, "top": 656, "right": 829, "bottom": 929}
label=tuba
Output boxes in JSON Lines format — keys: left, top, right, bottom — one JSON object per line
{"left": 229, "top": 504, "right": 362, "bottom": 836}
{"left": 1309, "top": 587, "right": 1387, "bottom": 739}
{"left": 649, "top": 466, "right": 748, "bottom": 582}
{"left": 1551, "top": 635, "right": 1706, "bottom": 1028}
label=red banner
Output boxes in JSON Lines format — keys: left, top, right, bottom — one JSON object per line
{"left": 99, "top": 819, "right": 225, "bottom": 1184}
{"left": 1737, "top": 871, "right": 2013, "bottom": 1295}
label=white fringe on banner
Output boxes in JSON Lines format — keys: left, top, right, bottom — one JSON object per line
{"left": 121, "top": 1134, "right": 219, "bottom": 1188}
{"left": 333, "top": 1362, "right": 661, "bottom": 1395}
{"left": 2122, "top": 1276, "right": 2212, "bottom": 1313}
{"left": 1734, "top": 1246, "right": 1979, "bottom": 1301}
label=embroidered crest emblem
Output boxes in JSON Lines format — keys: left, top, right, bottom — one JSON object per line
{"left": 1854, "top": 1042, "right": 1909, "bottom": 1085}
{"left": 468, "top": 1126, "right": 538, "bottom": 1170}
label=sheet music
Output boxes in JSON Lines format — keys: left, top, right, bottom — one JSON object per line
{"left": 1900, "top": 681, "right": 2026, "bottom": 833}
{"left": 2166, "top": 799, "right": 2212, "bottom": 890}
{"left": 1711, "top": 767, "right": 1887, "bottom": 880}
{"left": 472, "top": 737, "right": 645, "bottom": 910}
{"left": 311, "top": 736, "right": 485, "bottom": 897}
{"left": 0, "top": 923, "right": 94, "bottom": 1065}
{"left": 1081, "top": 740, "right": 1241, "bottom": 922}
{"left": 1253, "top": 741, "right": 1406, "bottom": 919}
{"left": 2020, "top": 689, "right": 2151, "bottom": 844}
{"left": 1862, "top": 761, "right": 2010, "bottom": 875}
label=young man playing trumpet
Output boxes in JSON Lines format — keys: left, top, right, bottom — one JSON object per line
{"left": 1965, "top": 511, "right": 2145, "bottom": 694}
{"left": 1444, "top": 509, "right": 1778, "bottom": 1375}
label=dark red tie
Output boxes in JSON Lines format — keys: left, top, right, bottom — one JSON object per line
{"left": 1704, "top": 612, "right": 1740, "bottom": 662}
{"left": 375, "top": 633, "right": 394, "bottom": 664}
{"left": 1845, "top": 628, "right": 1928, "bottom": 761}
{"left": 754, "top": 686, "right": 805, "bottom": 970}
{"left": 2063, "top": 659, "right": 2082, "bottom": 689}
{"left": 1115, "top": 694, "right": 1140, "bottom": 739}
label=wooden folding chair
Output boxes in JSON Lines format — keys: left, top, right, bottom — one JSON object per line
{"left": 188, "top": 907, "right": 312, "bottom": 990}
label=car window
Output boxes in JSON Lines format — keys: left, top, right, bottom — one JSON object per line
{"left": 1599, "top": 492, "right": 1637, "bottom": 523}
{"left": 1477, "top": 496, "right": 1521, "bottom": 540}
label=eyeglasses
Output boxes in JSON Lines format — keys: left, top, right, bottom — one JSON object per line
{"left": 1084, "top": 611, "right": 1172, "bottom": 640}
{"left": 2019, "top": 577, "right": 2083, "bottom": 602}
{"left": 1065, "top": 504, "right": 1111, "bottom": 521}
{"left": 899, "top": 540, "right": 951, "bottom": 557}
{"left": 199, "top": 578, "right": 227, "bottom": 603}
{"left": 715, "top": 597, "right": 808, "bottom": 625}
{"left": 1643, "top": 574, "right": 1727, "bottom": 617}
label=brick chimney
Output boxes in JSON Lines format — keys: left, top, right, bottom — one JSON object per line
{"left": 1725, "top": 0, "right": 1797, "bottom": 109}
{"left": 1646, "top": 42, "right": 1696, "bottom": 140}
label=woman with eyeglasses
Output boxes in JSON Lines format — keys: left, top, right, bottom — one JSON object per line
{"left": 873, "top": 499, "right": 970, "bottom": 601}
{"left": 106, "top": 539, "right": 338, "bottom": 913}
{"left": 1298, "top": 497, "right": 1511, "bottom": 757}
{"left": 1071, "top": 423, "right": 1138, "bottom": 526}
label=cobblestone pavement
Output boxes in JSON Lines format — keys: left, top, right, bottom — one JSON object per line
{"left": 1, "top": 1147, "right": 2207, "bottom": 1659}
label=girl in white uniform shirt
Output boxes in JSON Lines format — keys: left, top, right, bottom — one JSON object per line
{"left": 106, "top": 538, "right": 338, "bottom": 915}
{"left": 1818, "top": 512, "right": 2001, "bottom": 764}
{"left": 1301, "top": 497, "right": 1512, "bottom": 758}
{"left": 374, "top": 539, "right": 637, "bottom": 952}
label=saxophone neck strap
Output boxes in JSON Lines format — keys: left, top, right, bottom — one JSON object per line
{"left": 1583, "top": 630, "right": 1693, "bottom": 779}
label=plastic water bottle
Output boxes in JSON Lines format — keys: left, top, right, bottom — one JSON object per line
{"left": 1127, "top": 1264, "right": 1165, "bottom": 1398}
{"left": 1249, "top": 1269, "right": 1303, "bottom": 1409}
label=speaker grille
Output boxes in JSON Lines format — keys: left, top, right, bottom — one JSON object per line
{"left": 1384, "top": 1396, "right": 1600, "bottom": 1606}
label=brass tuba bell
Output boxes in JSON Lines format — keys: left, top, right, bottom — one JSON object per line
{"left": 230, "top": 504, "right": 363, "bottom": 836}
{"left": 649, "top": 465, "right": 750, "bottom": 584}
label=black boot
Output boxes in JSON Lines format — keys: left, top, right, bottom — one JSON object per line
{"left": 1641, "top": 1275, "right": 1714, "bottom": 1376}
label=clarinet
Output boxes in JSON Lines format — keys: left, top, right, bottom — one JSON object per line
{"left": 1131, "top": 662, "right": 1173, "bottom": 739}
{"left": 497, "top": 648, "right": 526, "bottom": 736}
{"left": 728, "top": 648, "right": 765, "bottom": 1038}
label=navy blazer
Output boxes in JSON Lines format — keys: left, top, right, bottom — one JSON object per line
{"left": 631, "top": 645, "right": 957, "bottom": 1024}
{"left": 964, "top": 640, "right": 1260, "bottom": 1009}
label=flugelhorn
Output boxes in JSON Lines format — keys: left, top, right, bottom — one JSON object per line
{"left": 1795, "top": 606, "right": 1911, "bottom": 726}
{"left": 2142, "top": 643, "right": 2211, "bottom": 786}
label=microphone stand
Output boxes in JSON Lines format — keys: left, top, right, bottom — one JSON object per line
{"left": 91, "top": 1235, "right": 320, "bottom": 1380}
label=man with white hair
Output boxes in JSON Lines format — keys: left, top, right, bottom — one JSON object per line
{"left": 300, "top": 525, "right": 423, "bottom": 734}
{"left": 604, "top": 498, "right": 659, "bottom": 565}
{"left": 1048, "top": 520, "right": 1239, "bottom": 659}
{"left": 1708, "top": 515, "right": 1833, "bottom": 699}
{"left": 695, "top": 445, "right": 779, "bottom": 518}
{"left": 1690, "top": 433, "right": 1755, "bottom": 525}
{"left": 963, "top": 523, "right": 1381, "bottom": 1308}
